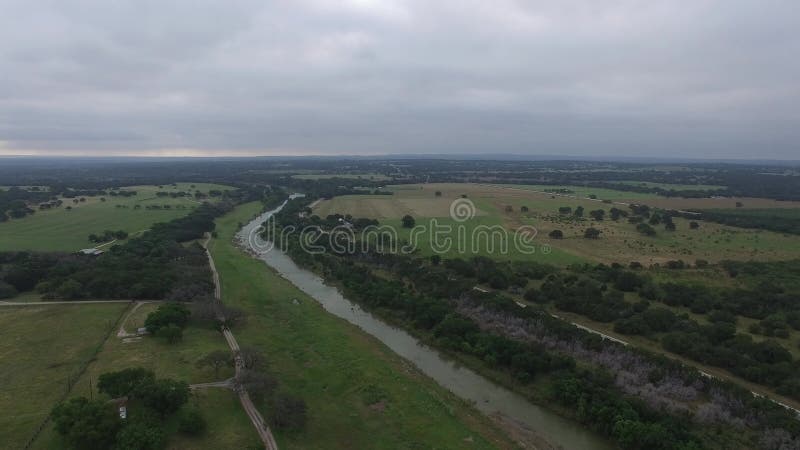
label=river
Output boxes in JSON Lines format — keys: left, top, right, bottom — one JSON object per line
{"left": 236, "top": 199, "right": 612, "bottom": 450}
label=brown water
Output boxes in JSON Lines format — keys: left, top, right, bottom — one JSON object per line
{"left": 237, "top": 201, "right": 612, "bottom": 450}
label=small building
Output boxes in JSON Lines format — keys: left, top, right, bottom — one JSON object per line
{"left": 78, "top": 248, "right": 104, "bottom": 256}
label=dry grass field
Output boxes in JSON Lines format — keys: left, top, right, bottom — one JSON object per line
{"left": 312, "top": 183, "right": 800, "bottom": 265}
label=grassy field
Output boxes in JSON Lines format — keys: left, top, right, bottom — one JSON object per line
{"left": 313, "top": 183, "right": 800, "bottom": 265}
{"left": 30, "top": 299, "right": 257, "bottom": 450}
{"left": 0, "top": 303, "right": 129, "bottom": 449}
{"left": 0, "top": 182, "right": 232, "bottom": 252}
{"left": 210, "top": 202, "right": 519, "bottom": 450}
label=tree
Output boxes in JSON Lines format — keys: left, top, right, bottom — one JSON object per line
{"left": 665, "top": 222, "right": 676, "bottom": 231}
{"left": 589, "top": 209, "right": 605, "bottom": 221}
{"left": 238, "top": 347, "right": 266, "bottom": 370}
{"left": 505, "top": 205, "right": 513, "bottom": 212}
{"left": 145, "top": 303, "right": 191, "bottom": 333}
{"left": 270, "top": 393, "right": 308, "bottom": 430}
{"left": 430, "top": 254, "right": 441, "bottom": 266}
{"left": 197, "top": 350, "right": 232, "bottom": 378}
{"left": 239, "top": 370, "right": 279, "bottom": 401}
{"left": 548, "top": 229, "right": 564, "bottom": 239}
{"left": 115, "top": 420, "right": 165, "bottom": 450}
{"left": 51, "top": 397, "right": 121, "bottom": 450}
{"left": 636, "top": 223, "right": 656, "bottom": 236}
{"left": 689, "top": 221, "right": 700, "bottom": 229}
{"left": 56, "top": 279, "right": 84, "bottom": 299}
{"left": 156, "top": 323, "right": 183, "bottom": 343}
{"left": 0, "top": 281, "right": 17, "bottom": 299}
{"left": 573, "top": 206, "right": 584, "bottom": 218}
{"left": 97, "top": 367, "right": 155, "bottom": 398}
{"left": 558, "top": 206, "right": 572, "bottom": 215}
{"left": 583, "top": 227, "right": 601, "bottom": 239}
{"left": 434, "top": 191, "right": 442, "bottom": 197}
{"left": 401, "top": 214, "right": 415, "bottom": 228}
{"left": 135, "top": 378, "right": 189, "bottom": 416}
{"left": 520, "top": 206, "right": 529, "bottom": 212}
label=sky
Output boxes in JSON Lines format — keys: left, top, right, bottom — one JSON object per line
{"left": 0, "top": 0, "right": 798, "bottom": 159}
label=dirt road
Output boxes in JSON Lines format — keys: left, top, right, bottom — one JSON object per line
{"left": 202, "top": 233, "right": 279, "bottom": 450}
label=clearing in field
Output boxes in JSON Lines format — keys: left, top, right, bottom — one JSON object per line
{"left": 0, "top": 303, "right": 128, "bottom": 449}
{"left": 313, "top": 183, "right": 800, "bottom": 265}
{"left": 0, "top": 183, "right": 232, "bottom": 252}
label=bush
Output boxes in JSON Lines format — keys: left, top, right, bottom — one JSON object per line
{"left": 0, "top": 281, "right": 17, "bottom": 299}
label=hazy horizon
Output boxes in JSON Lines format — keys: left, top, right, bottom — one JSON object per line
{"left": 2, "top": 1, "right": 799, "bottom": 159}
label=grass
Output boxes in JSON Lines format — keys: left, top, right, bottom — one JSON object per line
{"left": 312, "top": 183, "right": 800, "bottom": 265}
{"left": 0, "top": 303, "right": 128, "bottom": 449}
{"left": 209, "top": 202, "right": 519, "bottom": 450}
{"left": 0, "top": 182, "right": 232, "bottom": 252}
{"left": 31, "top": 300, "right": 255, "bottom": 450}
{"left": 495, "top": 183, "right": 661, "bottom": 200}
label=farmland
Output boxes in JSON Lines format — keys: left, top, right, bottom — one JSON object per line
{"left": 30, "top": 300, "right": 257, "bottom": 450}
{"left": 0, "top": 183, "right": 232, "bottom": 252}
{"left": 312, "top": 183, "right": 800, "bottom": 264}
{"left": 0, "top": 303, "right": 129, "bottom": 449}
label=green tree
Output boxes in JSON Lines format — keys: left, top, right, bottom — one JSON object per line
{"left": 97, "top": 367, "right": 155, "bottom": 398}
{"left": 401, "top": 214, "right": 415, "bottom": 228}
{"left": 51, "top": 397, "right": 121, "bottom": 450}
{"left": 135, "top": 379, "right": 189, "bottom": 416}
{"left": 156, "top": 323, "right": 183, "bottom": 343}
{"left": 583, "top": 227, "right": 601, "bottom": 239}
{"left": 548, "top": 229, "right": 564, "bottom": 239}
{"left": 115, "top": 421, "right": 165, "bottom": 450}
{"left": 145, "top": 303, "right": 191, "bottom": 333}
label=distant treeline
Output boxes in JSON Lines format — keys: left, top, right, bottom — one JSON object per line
{"left": 694, "top": 208, "right": 800, "bottom": 235}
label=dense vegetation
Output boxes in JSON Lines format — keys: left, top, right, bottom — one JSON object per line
{"left": 0, "top": 202, "right": 232, "bottom": 300}
{"left": 696, "top": 208, "right": 800, "bottom": 235}
{"left": 266, "top": 197, "right": 800, "bottom": 450}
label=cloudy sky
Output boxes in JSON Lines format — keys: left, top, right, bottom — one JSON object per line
{"left": 1, "top": 0, "right": 798, "bottom": 158}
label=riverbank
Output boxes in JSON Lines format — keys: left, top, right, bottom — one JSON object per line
{"left": 209, "top": 202, "right": 521, "bottom": 450}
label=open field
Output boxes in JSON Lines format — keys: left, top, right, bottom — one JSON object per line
{"left": 0, "top": 183, "right": 232, "bottom": 252}
{"left": 0, "top": 303, "right": 129, "bottom": 449}
{"left": 31, "top": 302, "right": 255, "bottom": 450}
{"left": 313, "top": 183, "right": 800, "bottom": 264}
{"left": 292, "top": 173, "right": 391, "bottom": 181}
{"left": 210, "top": 202, "right": 518, "bottom": 450}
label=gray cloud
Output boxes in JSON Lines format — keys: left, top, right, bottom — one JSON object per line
{"left": 1, "top": 0, "right": 798, "bottom": 158}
